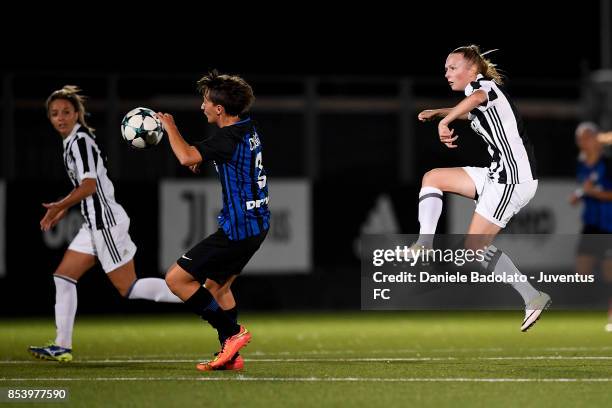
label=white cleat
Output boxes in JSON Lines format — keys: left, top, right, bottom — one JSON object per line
{"left": 605, "top": 323, "right": 612, "bottom": 333}
{"left": 521, "top": 291, "right": 551, "bottom": 332}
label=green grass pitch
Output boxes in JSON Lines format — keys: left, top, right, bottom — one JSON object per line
{"left": 1, "top": 311, "right": 611, "bottom": 407}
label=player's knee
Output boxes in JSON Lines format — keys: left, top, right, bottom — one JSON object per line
{"left": 422, "top": 169, "right": 441, "bottom": 188}
{"left": 53, "top": 273, "right": 78, "bottom": 283}
{"left": 117, "top": 284, "right": 132, "bottom": 298}
{"left": 165, "top": 266, "right": 183, "bottom": 294}
{"left": 205, "top": 282, "right": 220, "bottom": 297}
{"left": 53, "top": 268, "right": 78, "bottom": 282}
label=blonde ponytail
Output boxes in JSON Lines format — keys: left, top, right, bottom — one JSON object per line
{"left": 452, "top": 45, "right": 504, "bottom": 85}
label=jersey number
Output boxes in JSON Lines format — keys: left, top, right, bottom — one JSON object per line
{"left": 255, "top": 152, "right": 267, "bottom": 189}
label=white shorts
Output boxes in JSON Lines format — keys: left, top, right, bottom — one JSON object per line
{"left": 68, "top": 220, "right": 137, "bottom": 273}
{"left": 462, "top": 166, "right": 538, "bottom": 228}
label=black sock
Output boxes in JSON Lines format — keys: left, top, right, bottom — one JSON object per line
{"left": 184, "top": 287, "right": 240, "bottom": 340}
{"left": 219, "top": 307, "right": 239, "bottom": 345}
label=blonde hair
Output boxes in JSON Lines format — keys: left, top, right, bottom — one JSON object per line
{"left": 452, "top": 45, "right": 504, "bottom": 85}
{"left": 45, "top": 85, "right": 95, "bottom": 132}
{"left": 575, "top": 121, "right": 599, "bottom": 137}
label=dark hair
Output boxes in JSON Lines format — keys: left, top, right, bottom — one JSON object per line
{"left": 45, "top": 85, "right": 95, "bottom": 132}
{"left": 196, "top": 70, "right": 255, "bottom": 116}
{"left": 452, "top": 45, "right": 504, "bottom": 85}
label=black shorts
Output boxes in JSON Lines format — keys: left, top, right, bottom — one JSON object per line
{"left": 177, "top": 228, "right": 267, "bottom": 284}
{"left": 576, "top": 225, "right": 612, "bottom": 258}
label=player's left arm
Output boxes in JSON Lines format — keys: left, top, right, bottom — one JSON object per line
{"left": 156, "top": 112, "right": 203, "bottom": 167}
{"left": 587, "top": 190, "right": 612, "bottom": 201}
{"left": 583, "top": 157, "right": 612, "bottom": 201}
{"left": 583, "top": 180, "right": 612, "bottom": 201}
{"left": 438, "top": 90, "right": 488, "bottom": 148}
{"left": 418, "top": 108, "right": 469, "bottom": 122}
{"left": 581, "top": 164, "right": 612, "bottom": 201}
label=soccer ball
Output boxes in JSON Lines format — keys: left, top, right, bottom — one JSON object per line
{"left": 121, "top": 107, "right": 164, "bottom": 149}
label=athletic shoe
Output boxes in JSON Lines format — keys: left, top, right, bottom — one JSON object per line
{"left": 197, "top": 326, "right": 251, "bottom": 370}
{"left": 605, "top": 323, "right": 612, "bottom": 333}
{"left": 28, "top": 342, "right": 72, "bottom": 362}
{"left": 521, "top": 292, "right": 552, "bottom": 332}
{"left": 196, "top": 353, "right": 244, "bottom": 371}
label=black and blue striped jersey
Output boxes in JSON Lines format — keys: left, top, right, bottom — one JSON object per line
{"left": 577, "top": 156, "right": 612, "bottom": 232}
{"left": 196, "top": 117, "right": 270, "bottom": 240}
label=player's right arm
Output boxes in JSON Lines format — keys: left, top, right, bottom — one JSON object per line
{"left": 156, "top": 112, "right": 203, "bottom": 167}
{"left": 597, "top": 131, "right": 612, "bottom": 145}
{"left": 437, "top": 90, "right": 488, "bottom": 148}
{"left": 41, "top": 135, "right": 99, "bottom": 231}
{"left": 40, "top": 178, "right": 96, "bottom": 231}
{"left": 418, "top": 108, "right": 469, "bottom": 122}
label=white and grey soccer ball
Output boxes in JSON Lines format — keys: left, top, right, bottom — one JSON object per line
{"left": 121, "top": 107, "right": 164, "bottom": 149}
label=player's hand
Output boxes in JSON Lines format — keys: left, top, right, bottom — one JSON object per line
{"left": 155, "top": 112, "right": 177, "bottom": 132}
{"left": 568, "top": 193, "right": 581, "bottom": 206}
{"left": 189, "top": 163, "right": 201, "bottom": 174}
{"left": 582, "top": 179, "right": 597, "bottom": 196}
{"left": 438, "top": 122, "right": 459, "bottom": 148}
{"left": 40, "top": 202, "right": 66, "bottom": 231}
{"left": 418, "top": 109, "right": 438, "bottom": 122}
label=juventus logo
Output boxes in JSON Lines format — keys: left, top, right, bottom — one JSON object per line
{"left": 181, "top": 191, "right": 207, "bottom": 249}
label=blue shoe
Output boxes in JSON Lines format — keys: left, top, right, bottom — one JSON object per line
{"left": 28, "top": 342, "right": 72, "bottom": 362}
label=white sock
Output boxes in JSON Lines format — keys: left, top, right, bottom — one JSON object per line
{"left": 53, "top": 275, "right": 77, "bottom": 349}
{"left": 416, "top": 186, "right": 443, "bottom": 247}
{"left": 127, "top": 278, "right": 182, "bottom": 303}
{"left": 483, "top": 246, "right": 540, "bottom": 305}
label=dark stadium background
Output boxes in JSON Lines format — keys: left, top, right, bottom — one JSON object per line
{"left": 1, "top": 2, "right": 611, "bottom": 315}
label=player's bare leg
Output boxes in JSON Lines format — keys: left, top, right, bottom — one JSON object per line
{"left": 108, "top": 259, "right": 181, "bottom": 302}
{"left": 206, "top": 276, "right": 237, "bottom": 309}
{"left": 575, "top": 255, "right": 597, "bottom": 277}
{"left": 413, "top": 167, "right": 476, "bottom": 250}
{"left": 165, "top": 263, "right": 201, "bottom": 301}
{"left": 468, "top": 213, "right": 550, "bottom": 331}
{"left": 422, "top": 167, "right": 477, "bottom": 198}
{"left": 107, "top": 260, "right": 138, "bottom": 297}
{"left": 166, "top": 264, "right": 249, "bottom": 370}
{"left": 602, "top": 259, "right": 612, "bottom": 331}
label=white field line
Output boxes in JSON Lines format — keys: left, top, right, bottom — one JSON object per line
{"left": 48, "top": 346, "right": 612, "bottom": 359}
{"left": 248, "top": 346, "right": 612, "bottom": 355}
{"left": 2, "top": 356, "right": 611, "bottom": 364}
{"left": 1, "top": 377, "right": 611, "bottom": 383}
{"left": 3, "top": 358, "right": 456, "bottom": 364}
{"left": 479, "top": 356, "right": 612, "bottom": 360}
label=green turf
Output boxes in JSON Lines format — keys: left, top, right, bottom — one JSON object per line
{"left": 1, "top": 311, "right": 611, "bottom": 407}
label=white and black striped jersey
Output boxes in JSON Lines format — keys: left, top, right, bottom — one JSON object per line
{"left": 465, "top": 74, "right": 537, "bottom": 184}
{"left": 62, "top": 124, "right": 128, "bottom": 230}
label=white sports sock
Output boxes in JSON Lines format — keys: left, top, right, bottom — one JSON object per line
{"left": 483, "top": 246, "right": 540, "bottom": 305}
{"left": 53, "top": 275, "right": 77, "bottom": 349}
{"left": 416, "top": 186, "right": 443, "bottom": 247}
{"left": 127, "top": 278, "right": 182, "bottom": 303}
